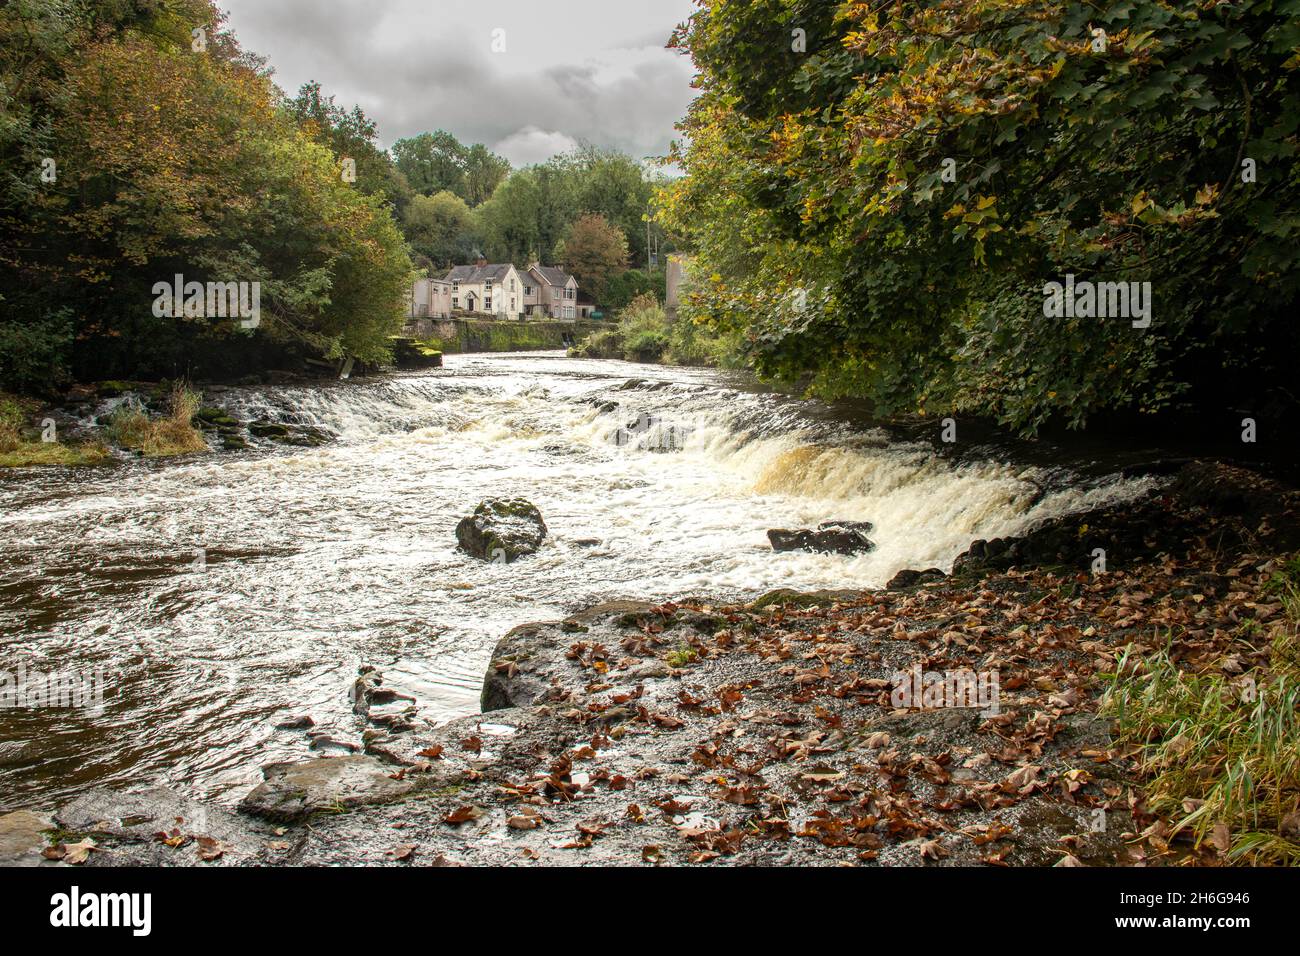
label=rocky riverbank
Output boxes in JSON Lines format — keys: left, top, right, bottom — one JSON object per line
{"left": 3, "top": 460, "right": 1297, "bottom": 867}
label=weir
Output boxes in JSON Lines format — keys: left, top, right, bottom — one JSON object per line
{"left": 0, "top": 353, "right": 1157, "bottom": 809}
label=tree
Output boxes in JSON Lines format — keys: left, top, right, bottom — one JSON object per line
{"left": 284, "top": 81, "right": 412, "bottom": 215}
{"left": 403, "top": 191, "right": 478, "bottom": 270}
{"left": 475, "top": 173, "right": 543, "bottom": 263}
{"left": 555, "top": 214, "right": 629, "bottom": 303}
{"left": 462, "top": 143, "right": 511, "bottom": 206}
{"left": 392, "top": 131, "right": 468, "bottom": 197}
{"left": 390, "top": 132, "right": 511, "bottom": 207}
{"left": 0, "top": 0, "right": 413, "bottom": 386}
{"left": 661, "top": 0, "right": 1300, "bottom": 433}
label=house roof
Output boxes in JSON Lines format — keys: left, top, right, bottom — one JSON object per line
{"left": 528, "top": 265, "right": 575, "bottom": 287}
{"left": 445, "top": 263, "right": 516, "bottom": 283}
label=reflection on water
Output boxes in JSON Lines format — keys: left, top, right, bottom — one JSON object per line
{"left": 0, "top": 352, "right": 1157, "bottom": 810}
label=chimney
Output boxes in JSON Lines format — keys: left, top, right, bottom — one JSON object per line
{"left": 476, "top": 255, "right": 487, "bottom": 267}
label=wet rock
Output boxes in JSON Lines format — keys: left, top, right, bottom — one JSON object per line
{"left": 195, "top": 406, "right": 240, "bottom": 428}
{"left": 748, "top": 589, "right": 860, "bottom": 611}
{"left": 248, "top": 420, "right": 290, "bottom": 439}
{"left": 239, "top": 755, "right": 442, "bottom": 823}
{"left": 247, "top": 419, "right": 331, "bottom": 447}
{"left": 54, "top": 788, "right": 275, "bottom": 866}
{"left": 455, "top": 498, "right": 548, "bottom": 562}
{"left": 0, "top": 809, "right": 52, "bottom": 865}
{"left": 768, "top": 527, "right": 875, "bottom": 555}
{"left": 819, "top": 519, "right": 874, "bottom": 533}
{"left": 276, "top": 715, "right": 315, "bottom": 730}
{"left": 308, "top": 733, "right": 361, "bottom": 753}
{"left": 481, "top": 601, "right": 718, "bottom": 712}
{"left": 481, "top": 620, "right": 575, "bottom": 711}
{"left": 885, "top": 568, "right": 947, "bottom": 590}
{"left": 350, "top": 666, "right": 417, "bottom": 720}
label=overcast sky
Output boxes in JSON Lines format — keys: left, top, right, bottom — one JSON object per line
{"left": 219, "top": 0, "right": 698, "bottom": 167}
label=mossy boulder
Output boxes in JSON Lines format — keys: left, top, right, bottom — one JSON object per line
{"left": 455, "top": 498, "right": 547, "bottom": 563}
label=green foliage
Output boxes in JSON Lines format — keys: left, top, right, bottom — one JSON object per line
{"left": 391, "top": 131, "right": 509, "bottom": 206}
{"left": 475, "top": 144, "right": 667, "bottom": 267}
{"left": 604, "top": 268, "right": 665, "bottom": 312}
{"left": 402, "top": 191, "right": 479, "bottom": 271}
{"left": 1104, "top": 612, "right": 1300, "bottom": 865}
{"left": 0, "top": 0, "right": 413, "bottom": 387}
{"left": 0, "top": 395, "right": 22, "bottom": 452}
{"left": 570, "top": 291, "right": 739, "bottom": 366}
{"left": 663, "top": 0, "right": 1300, "bottom": 433}
{"left": 284, "top": 81, "right": 412, "bottom": 215}
{"left": 0, "top": 307, "right": 73, "bottom": 393}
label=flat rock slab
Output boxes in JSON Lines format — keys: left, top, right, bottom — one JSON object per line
{"left": 481, "top": 601, "right": 722, "bottom": 712}
{"left": 53, "top": 787, "right": 279, "bottom": 867}
{"left": 240, "top": 754, "right": 446, "bottom": 823}
{"left": 0, "top": 809, "right": 53, "bottom": 865}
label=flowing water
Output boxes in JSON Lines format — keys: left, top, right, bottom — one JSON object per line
{"left": 0, "top": 352, "right": 1161, "bottom": 811}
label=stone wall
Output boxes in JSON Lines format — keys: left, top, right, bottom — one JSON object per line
{"left": 415, "top": 319, "right": 604, "bottom": 354}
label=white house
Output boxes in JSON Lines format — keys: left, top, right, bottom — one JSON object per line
{"left": 523, "top": 263, "right": 578, "bottom": 319}
{"left": 444, "top": 260, "right": 526, "bottom": 318}
{"left": 407, "top": 277, "right": 452, "bottom": 320}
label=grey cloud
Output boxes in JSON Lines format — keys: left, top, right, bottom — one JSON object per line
{"left": 219, "top": 0, "right": 695, "bottom": 166}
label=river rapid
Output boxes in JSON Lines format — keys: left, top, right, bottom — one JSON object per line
{"left": 0, "top": 352, "right": 1160, "bottom": 811}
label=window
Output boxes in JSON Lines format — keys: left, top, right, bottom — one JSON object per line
{"left": 511, "top": 297, "right": 516, "bottom": 311}
{"left": 524, "top": 285, "right": 532, "bottom": 296}
{"left": 452, "top": 297, "right": 459, "bottom": 309}
{"left": 452, "top": 281, "right": 459, "bottom": 293}
{"left": 510, "top": 279, "right": 516, "bottom": 291}
{"left": 485, "top": 297, "right": 492, "bottom": 310}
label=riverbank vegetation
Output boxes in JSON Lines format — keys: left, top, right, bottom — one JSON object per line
{"left": 1104, "top": 558, "right": 1300, "bottom": 864}
{"left": 103, "top": 385, "right": 207, "bottom": 458}
{"left": 569, "top": 293, "right": 742, "bottom": 366}
{"left": 0, "top": 0, "right": 413, "bottom": 392}
{"left": 0, "top": 393, "right": 108, "bottom": 467}
{"left": 659, "top": 0, "right": 1300, "bottom": 435}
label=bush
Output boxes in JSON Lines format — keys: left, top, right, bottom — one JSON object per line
{"left": 567, "top": 290, "right": 742, "bottom": 366}
{"left": 0, "top": 308, "right": 74, "bottom": 394}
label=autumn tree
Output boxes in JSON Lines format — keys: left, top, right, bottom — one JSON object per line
{"left": 661, "top": 0, "right": 1300, "bottom": 433}
{"left": 555, "top": 214, "right": 630, "bottom": 303}
{"left": 0, "top": 0, "right": 412, "bottom": 386}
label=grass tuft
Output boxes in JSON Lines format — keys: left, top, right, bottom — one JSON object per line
{"left": 1103, "top": 558, "right": 1300, "bottom": 864}
{"left": 106, "top": 384, "right": 207, "bottom": 457}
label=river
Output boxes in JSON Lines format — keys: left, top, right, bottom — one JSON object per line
{"left": 0, "top": 352, "right": 1160, "bottom": 811}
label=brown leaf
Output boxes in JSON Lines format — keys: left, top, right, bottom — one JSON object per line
{"left": 443, "top": 805, "right": 485, "bottom": 825}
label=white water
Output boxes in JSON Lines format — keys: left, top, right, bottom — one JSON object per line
{"left": 0, "top": 352, "right": 1158, "bottom": 808}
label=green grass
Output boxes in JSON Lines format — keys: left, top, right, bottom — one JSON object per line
{"left": 1102, "top": 560, "right": 1300, "bottom": 864}
{"left": 0, "top": 442, "right": 110, "bottom": 468}
{"left": 0, "top": 393, "right": 110, "bottom": 468}
{"left": 666, "top": 643, "right": 698, "bottom": 668}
